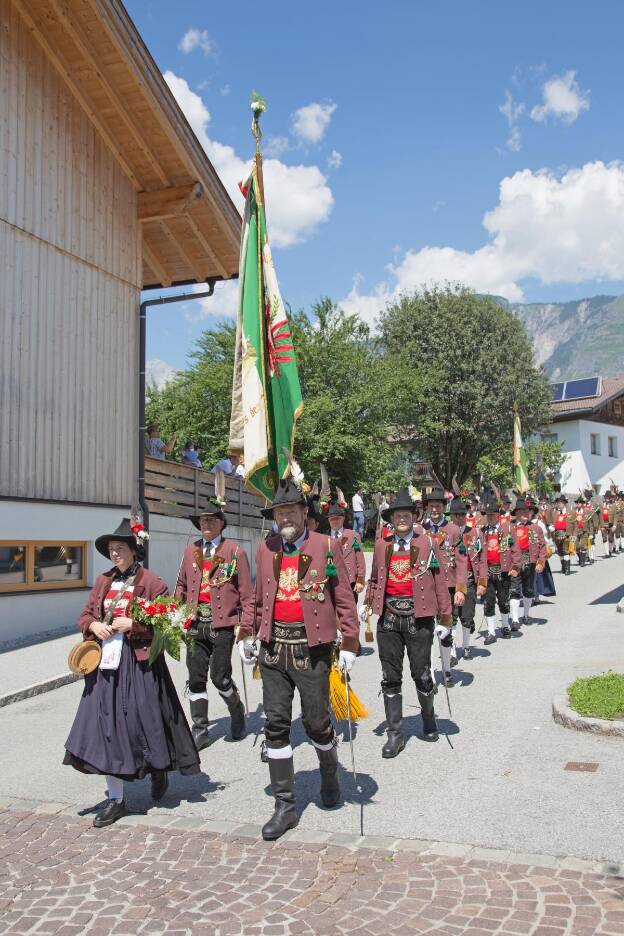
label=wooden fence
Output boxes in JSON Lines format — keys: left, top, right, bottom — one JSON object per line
{"left": 145, "top": 458, "right": 266, "bottom": 530}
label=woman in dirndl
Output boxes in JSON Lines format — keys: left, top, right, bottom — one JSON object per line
{"left": 64, "top": 519, "right": 200, "bottom": 827}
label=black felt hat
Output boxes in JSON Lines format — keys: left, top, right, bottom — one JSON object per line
{"left": 260, "top": 478, "right": 307, "bottom": 519}
{"left": 381, "top": 487, "right": 420, "bottom": 522}
{"left": 513, "top": 496, "right": 536, "bottom": 513}
{"left": 448, "top": 497, "right": 468, "bottom": 515}
{"left": 422, "top": 485, "right": 446, "bottom": 505}
{"left": 482, "top": 497, "right": 500, "bottom": 514}
{"left": 327, "top": 500, "right": 347, "bottom": 518}
{"left": 190, "top": 501, "right": 227, "bottom": 531}
{"left": 95, "top": 518, "right": 145, "bottom": 560}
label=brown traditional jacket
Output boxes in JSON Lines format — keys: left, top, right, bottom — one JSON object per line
{"left": 240, "top": 530, "right": 360, "bottom": 653}
{"left": 78, "top": 566, "right": 167, "bottom": 662}
{"left": 329, "top": 529, "right": 366, "bottom": 587}
{"left": 509, "top": 520, "right": 547, "bottom": 568}
{"left": 419, "top": 519, "right": 469, "bottom": 594}
{"left": 175, "top": 537, "right": 254, "bottom": 631}
{"left": 545, "top": 507, "right": 578, "bottom": 537}
{"left": 457, "top": 525, "right": 488, "bottom": 589}
{"left": 476, "top": 519, "right": 522, "bottom": 575}
{"left": 364, "top": 532, "right": 453, "bottom": 625}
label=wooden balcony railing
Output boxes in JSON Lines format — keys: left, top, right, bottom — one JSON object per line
{"left": 145, "top": 457, "right": 266, "bottom": 530}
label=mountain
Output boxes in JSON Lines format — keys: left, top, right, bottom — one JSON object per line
{"left": 146, "top": 358, "right": 178, "bottom": 390}
{"left": 497, "top": 295, "right": 624, "bottom": 380}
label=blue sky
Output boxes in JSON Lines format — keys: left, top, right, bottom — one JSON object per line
{"left": 128, "top": 0, "right": 624, "bottom": 375}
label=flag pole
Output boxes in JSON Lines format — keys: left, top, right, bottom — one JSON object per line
{"left": 251, "top": 91, "right": 266, "bottom": 204}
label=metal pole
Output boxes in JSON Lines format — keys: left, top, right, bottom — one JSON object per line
{"left": 138, "top": 280, "right": 223, "bottom": 565}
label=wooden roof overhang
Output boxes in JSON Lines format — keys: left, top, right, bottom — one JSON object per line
{"left": 13, "top": 0, "right": 241, "bottom": 288}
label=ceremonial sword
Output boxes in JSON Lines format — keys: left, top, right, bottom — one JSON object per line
{"left": 436, "top": 630, "right": 453, "bottom": 720}
{"left": 343, "top": 670, "right": 357, "bottom": 784}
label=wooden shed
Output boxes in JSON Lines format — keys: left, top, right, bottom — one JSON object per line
{"left": 0, "top": 0, "right": 241, "bottom": 641}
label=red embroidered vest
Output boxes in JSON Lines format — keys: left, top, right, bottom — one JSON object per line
{"left": 386, "top": 550, "right": 413, "bottom": 597}
{"left": 274, "top": 554, "right": 304, "bottom": 623}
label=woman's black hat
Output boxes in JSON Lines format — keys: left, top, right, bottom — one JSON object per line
{"left": 260, "top": 478, "right": 307, "bottom": 519}
{"left": 95, "top": 518, "right": 146, "bottom": 560}
{"left": 381, "top": 487, "right": 420, "bottom": 522}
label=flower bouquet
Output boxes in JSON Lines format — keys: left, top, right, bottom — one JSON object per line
{"left": 130, "top": 595, "right": 195, "bottom": 665}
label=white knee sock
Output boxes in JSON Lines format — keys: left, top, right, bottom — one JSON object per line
{"left": 462, "top": 625, "right": 471, "bottom": 649}
{"left": 522, "top": 597, "right": 532, "bottom": 619}
{"left": 500, "top": 612, "right": 509, "bottom": 629}
{"left": 453, "top": 621, "right": 462, "bottom": 651}
{"left": 510, "top": 598, "right": 520, "bottom": 623}
{"left": 440, "top": 643, "right": 452, "bottom": 673}
{"left": 486, "top": 616, "right": 497, "bottom": 636}
{"left": 106, "top": 775, "right": 124, "bottom": 802}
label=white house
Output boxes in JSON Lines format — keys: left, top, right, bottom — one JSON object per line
{"left": 546, "top": 375, "right": 624, "bottom": 494}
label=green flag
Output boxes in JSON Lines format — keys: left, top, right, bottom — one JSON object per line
{"left": 513, "top": 409, "right": 530, "bottom": 493}
{"left": 228, "top": 167, "right": 304, "bottom": 500}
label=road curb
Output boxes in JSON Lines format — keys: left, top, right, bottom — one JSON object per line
{"left": 0, "top": 672, "right": 80, "bottom": 708}
{"left": 0, "top": 794, "right": 622, "bottom": 878}
{"left": 552, "top": 694, "right": 624, "bottom": 737}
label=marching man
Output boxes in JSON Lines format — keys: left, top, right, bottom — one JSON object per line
{"left": 363, "top": 487, "right": 451, "bottom": 757}
{"left": 175, "top": 479, "right": 254, "bottom": 750}
{"left": 479, "top": 497, "right": 522, "bottom": 642}
{"left": 509, "top": 496, "right": 547, "bottom": 628}
{"left": 327, "top": 497, "right": 366, "bottom": 599}
{"left": 237, "top": 477, "right": 359, "bottom": 841}
{"left": 420, "top": 485, "right": 468, "bottom": 686}
{"left": 547, "top": 494, "right": 576, "bottom": 575}
{"left": 449, "top": 498, "right": 488, "bottom": 661}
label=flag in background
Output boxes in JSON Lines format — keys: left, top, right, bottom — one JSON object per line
{"left": 228, "top": 165, "right": 304, "bottom": 501}
{"left": 513, "top": 408, "right": 530, "bottom": 493}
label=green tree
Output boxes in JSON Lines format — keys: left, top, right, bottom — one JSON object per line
{"left": 377, "top": 285, "right": 552, "bottom": 486}
{"left": 476, "top": 439, "right": 565, "bottom": 494}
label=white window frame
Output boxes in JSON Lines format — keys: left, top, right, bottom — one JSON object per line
{"left": 590, "top": 433, "right": 601, "bottom": 456}
{"left": 608, "top": 436, "right": 618, "bottom": 458}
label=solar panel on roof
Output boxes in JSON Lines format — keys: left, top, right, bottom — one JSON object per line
{"left": 551, "top": 382, "right": 565, "bottom": 401}
{"left": 562, "top": 377, "right": 601, "bottom": 401}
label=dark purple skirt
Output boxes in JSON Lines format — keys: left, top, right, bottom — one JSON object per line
{"left": 63, "top": 639, "right": 200, "bottom": 781}
{"left": 534, "top": 561, "right": 557, "bottom": 597}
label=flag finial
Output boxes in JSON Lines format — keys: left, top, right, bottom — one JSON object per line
{"left": 250, "top": 91, "right": 267, "bottom": 150}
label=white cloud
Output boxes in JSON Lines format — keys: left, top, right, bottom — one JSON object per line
{"left": 340, "top": 160, "right": 624, "bottom": 324}
{"left": 327, "top": 149, "right": 342, "bottom": 169}
{"left": 219, "top": 84, "right": 231, "bottom": 97}
{"left": 265, "top": 136, "right": 290, "bottom": 158}
{"left": 182, "top": 280, "right": 239, "bottom": 322}
{"left": 179, "top": 28, "right": 215, "bottom": 56}
{"left": 499, "top": 90, "right": 525, "bottom": 152}
{"left": 291, "top": 102, "right": 336, "bottom": 144}
{"left": 530, "top": 70, "right": 590, "bottom": 124}
{"left": 164, "top": 72, "right": 334, "bottom": 248}
{"left": 146, "top": 358, "right": 178, "bottom": 389}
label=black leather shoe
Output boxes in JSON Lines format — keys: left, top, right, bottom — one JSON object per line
{"left": 151, "top": 770, "right": 169, "bottom": 801}
{"left": 382, "top": 694, "right": 406, "bottom": 758}
{"left": 484, "top": 634, "right": 497, "bottom": 645}
{"left": 510, "top": 621, "right": 521, "bottom": 632}
{"left": 501, "top": 626, "right": 512, "bottom": 638}
{"left": 443, "top": 671, "right": 454, "bottom": 687}
{"left": 417, "top": 690, "right": 439, "bottom": 742}
{"left": 463, "top": 647, "right": 473, "bottom": 660}
{"left": 93, "top": 799, "right": 127, "bottom": 828}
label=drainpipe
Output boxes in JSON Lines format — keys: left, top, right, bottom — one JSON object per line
{"left": 139, "top": 279, "right": 221, "bottom": 567}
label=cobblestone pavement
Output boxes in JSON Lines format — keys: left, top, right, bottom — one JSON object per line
{"left": 1, "top": 804, "right": 623, "bottom": 936}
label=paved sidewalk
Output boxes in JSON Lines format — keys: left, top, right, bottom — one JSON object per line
{"left": 1, "top": 802, "right": 623, "bottom": 936}
{"left": 0, "top": 631, "right": 77, "bottom": 698}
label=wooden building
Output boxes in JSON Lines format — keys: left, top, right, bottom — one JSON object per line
{"left": 0, "top": 0, "right": 241, "bottom": 641}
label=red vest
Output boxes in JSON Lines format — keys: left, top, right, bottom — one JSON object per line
{"left": 554, "top": 512, "right": 567, "bottom": 532}
{"left": 385, "top": 550, "right": 413, "bottom": 597}
{"left": 576, "top": 510, "right": 585, "bottom": 529}
{"left": 198, "top": 558, "right": 213, "bottom": 604}
{"left": 517, "top": 524, "right": 530, "bottom": 552}
{"left": 273, "top": 554, "right": 304, "bottom": 623}
{"left": 486, "top": 532, "right": 501, "bottom": 565}
{"left": 603, "top": 507, "right": 609, "bottom": 522}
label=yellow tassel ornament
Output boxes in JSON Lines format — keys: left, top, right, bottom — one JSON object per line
{"left": 329, "top": 663, "right": 368, "bottom": 721}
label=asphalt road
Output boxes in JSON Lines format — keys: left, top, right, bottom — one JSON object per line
{"left": 1, "top": 547, "right": 623, "bottom": 863}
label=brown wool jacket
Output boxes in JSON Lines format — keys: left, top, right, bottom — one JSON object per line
{"left": 175, "top": 538, "right": 254, "bottom": 631}
{"left": 78, "top": 566, "right": 167, "bottom": 662}
{"left": 364, "top": 532, "right": 453, "bottom": 625}
{"left": 420, "top": 520, "right": 469, "bottom": 593}
{"left": 329, "top": 529, "right": 366, "bottom": 587}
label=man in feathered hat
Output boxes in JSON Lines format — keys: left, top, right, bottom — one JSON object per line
{"left": 573, "top": 495, "right": 590, "bottom": 566}
{"left": 327, "top": 490, "right": 366, "bottom": 599}
{"left": 420, "top": 485, "right": 468, "bottom": 686}
{"left": 175, "top": 472, "right": 254, "bottom": 750}
{"left": 600, "top": 490, "right": 616, "bottom": 557}
{"left": 363, "top": 487, "right": 451, "bottom": 758}
{"left": 613, "top": 489, "right": 624, "bottom": 554}
{"left": 478, "top": 496, "right": 522, "bottom": 642}
{"left": 449, "top": 497, "right": 488, "bottom": 660}
{"left": 509, "top": 496, "right": 547, "bottom": 627}
{"left": 545, "top": 494, "right": 576, "bottom": 575}
{"left": 237, "top": 473, "right": 359, "bottom": 841}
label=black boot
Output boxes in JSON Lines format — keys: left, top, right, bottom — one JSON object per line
{"left": 417, "top": 690, "right": 439, "bottom": 742}
{"left": 382, "top": 694, "right": 405, "bottom": 758}
{"left": 151, "top": 770, "right": 169, "bottom": 801}
{"left": 262, "top": 756, "right": 298, "bottom": 841}
{"left": 93, "top": 799, "right": 127, "bottom": 828}
{"left": 563, "top": 558, "right": 570, "bottom": 575}
{"left": 221, "top": 688, "right": 246, "bottom": 741}
{"left": 189, "top": 697, "right": 210, "bottom": 751}
{"left": 316, "top": 744, "right": 340, "bottom": 808}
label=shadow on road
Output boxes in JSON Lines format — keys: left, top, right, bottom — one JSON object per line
{"left": 589, "top": 585, "right": 624, "bottom": 605}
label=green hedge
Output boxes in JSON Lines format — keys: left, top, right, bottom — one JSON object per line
{"left": 567, "top": 672, "right": 624, "bottom": 720}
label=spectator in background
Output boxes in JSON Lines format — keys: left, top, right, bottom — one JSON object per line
{"left": 181, "top": 441, "right": 202, "bottom": 469}
{"left": 210, "top": 454, "right": 243, "bottom": 477}
{"left": 145, "top": 424, "right": 176, "bottom": 460}
{"left": 352, "top": 489, "right": 365, "bottom": 539}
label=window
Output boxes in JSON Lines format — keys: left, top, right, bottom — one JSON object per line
{"left": 608, "top": 436, "right": 618, "bottom": 458}
{"left": 541, "top": 432, "right": 559, "bottom": 444}
{"left": 590, "top": 433, "right": 601, "bottom": 456}
{"left": 0, "top": 542, "right": 87, "bottom": 593}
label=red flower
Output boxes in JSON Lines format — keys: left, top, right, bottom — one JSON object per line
{"left": 169, "top": 603, "right": 176, "bottom": 612}
{"left": 131, "top": 523, "right": 144, "bottom": 533}
{"left": 183, "top": 618, "right": 193, "bottom": 631}
{"left": 145, "top": 604, "right": 157, "bottom": 616}
{"left": 156, "top": 604, "right": 167, "bottom": 614}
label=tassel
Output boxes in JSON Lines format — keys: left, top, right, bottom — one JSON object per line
{"left": 429, "top": 556, "right": 440, "bottom": 571}
{"left": 325, "top": 550, "right": 338, "bottom": 577}
{"left": 252, "top": 659, "right": 262, "bottom": 680}
{"left": 353, "top": 538, "right": 361, "bottom": 552}
{"left": 365, "top": 619, "right": 374, "bottom": 643}
{"left": 508, "top": 536, "right": 514, "bottom": 546}
{"left": 458, "top": 544, "right": 467, "bottom": 554}
{"left": 329, "top": 665, "right": 368, "bottom": 721}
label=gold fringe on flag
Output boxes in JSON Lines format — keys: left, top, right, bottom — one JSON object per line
{"left": 329, "top": 664, "right": 368, "bottom": 721}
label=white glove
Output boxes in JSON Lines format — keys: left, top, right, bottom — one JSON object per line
{"left": 548, "top": 524, "right": 555, "bottom": 532}
{"left": 335, "top": 628, "right": 342, "bottom": 645}
{"left": 339, "top": 649, "right": 357, "bottom": 672}
{"left": 238, "top": 639, "right": 257, "bottom": 665}
{"left": 359, "top": 605, "right": 371, "bottom": 623}
{"left": 435, "top": 624, "right": 451, "bottom": 640}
